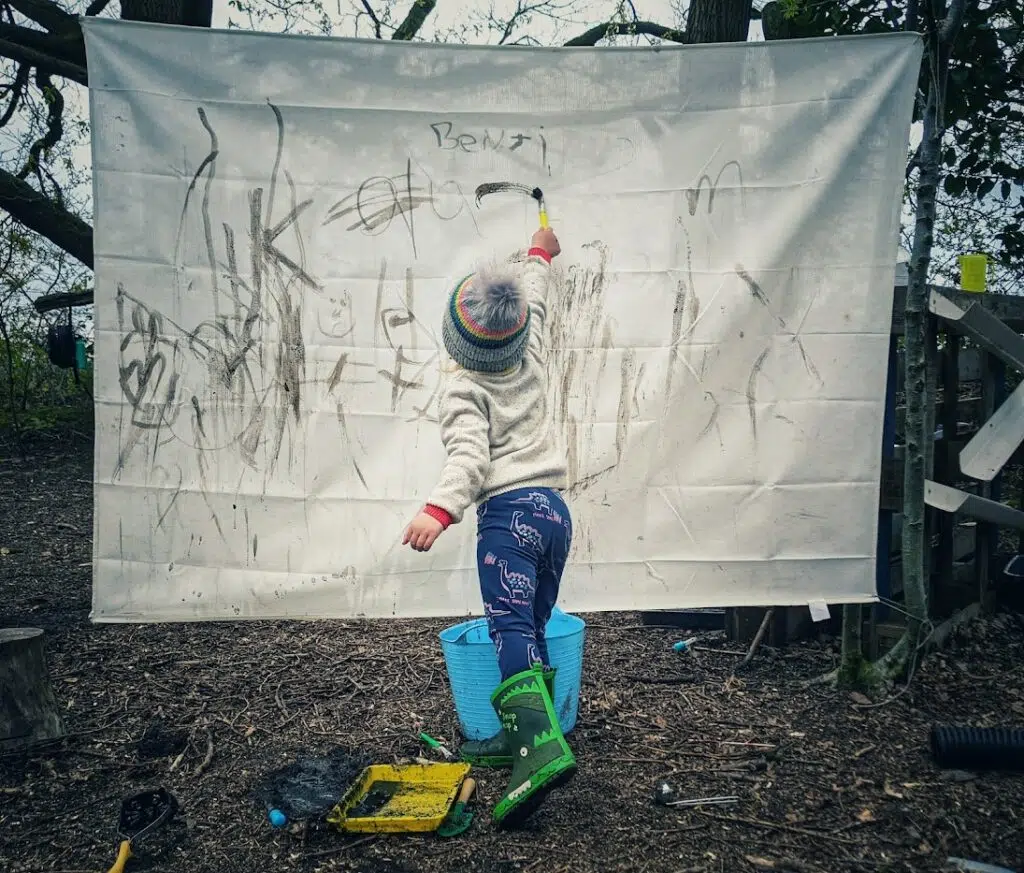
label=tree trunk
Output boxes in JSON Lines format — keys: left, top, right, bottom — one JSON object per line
{"left": 687, "top": 0, "right": 753, "bottom": 43}
{"left": 121, "top": 0, "right": 212, "bottom": 27}
{"left": 392, "top": 0, "right": 436, "bottom": 41}
{"left": 0, "top": 628, "right": 65, "bottom": 750}
{"left": 872, "top": 1, "right": 968, "bottom": 683}
{"left": 900, "top": 75, "right": 939, "bottom": 655}
{"left": 837, "top": 604, "right": 865, "bottom": 687}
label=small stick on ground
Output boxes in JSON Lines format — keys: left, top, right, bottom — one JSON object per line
{"left": 699, "top": 811, "right": 859, "bottom": 845}
{"left": 193, "top": 728, "right": 214, "bottom": 776}
{"left": 168, "top": 744, "right": 188, "bottom": 773}
{"left": 300, "top": 835, "right": 377, "bottom": 860}
{"left": 733, "top": 608, "right": 775, "bottom": 675}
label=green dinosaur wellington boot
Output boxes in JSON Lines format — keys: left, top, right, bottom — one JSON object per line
{"left": 491, "top": 667, "right": 576, "bottom": 828}
{"left": 460, "top": 667, "right": 557, "bottom": 768}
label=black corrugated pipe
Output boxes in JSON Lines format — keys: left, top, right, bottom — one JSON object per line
{"left": 930, "top": 724, "right": 1024, "bottom": 772}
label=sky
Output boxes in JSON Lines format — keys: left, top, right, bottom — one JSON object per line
{"left": 211, "top": 0, "right": 765, "bottom": 43}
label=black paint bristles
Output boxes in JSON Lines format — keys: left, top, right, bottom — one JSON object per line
{"left": 474, "top": 181, "right": 541, "bottom": 207}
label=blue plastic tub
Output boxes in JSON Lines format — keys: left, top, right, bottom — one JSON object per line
{"left": 439, "top": 607, "right": 585, "bottom": 741}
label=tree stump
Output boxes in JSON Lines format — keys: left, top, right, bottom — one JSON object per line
{"left": 0, "top": 628, "right": 65, "bottom": 750}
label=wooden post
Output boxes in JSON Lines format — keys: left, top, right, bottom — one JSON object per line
{"left": 935, "top": 329, "right": 960, "bottom": 615}
{"left": 923, "top": 312, "right": 939, "bottom": 601}
{"left": 869, "top": 335, "right": 901, "bottom": 659}
{"left": 976, "top": 353, "right": 1006, "bottom": 612}
{"left": 0, "top": 628, "right": 65, "bottom": 750}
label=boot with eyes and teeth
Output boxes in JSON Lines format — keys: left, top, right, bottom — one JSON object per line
{"left": 489, "top": 666, "right": 576, "bottom": 828}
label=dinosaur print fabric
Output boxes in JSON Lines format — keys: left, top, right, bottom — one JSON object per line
{"left": 476, "top": 487, "right": 573, "bottom": 681}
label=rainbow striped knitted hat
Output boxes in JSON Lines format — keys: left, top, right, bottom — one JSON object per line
{"left": 442, "top": 266, "right": 530, "bottom": 373}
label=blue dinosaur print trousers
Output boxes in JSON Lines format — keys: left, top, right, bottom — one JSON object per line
{"left": 476, "top": 487, "right": 573, "bottom": 681}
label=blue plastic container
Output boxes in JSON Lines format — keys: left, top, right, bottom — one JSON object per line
{"left": 439, "top": 607, "right": 585, "bottom": 741}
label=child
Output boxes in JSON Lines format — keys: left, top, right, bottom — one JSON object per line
{"left": 402, "top": 226, "right": 576, "bottom": 828}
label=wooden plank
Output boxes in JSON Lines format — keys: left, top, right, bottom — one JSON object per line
{"left": 1019, "top": 472, "right": 1024, "bottom": 555}
{"left": 929, "top": 290, "right": 1024, "bottom": 371}
{"left": 881, "top": 437, "right": 1024, "bottom": 511}
{"left": 936, "top": 333, "right": 960, "bottom": 602}
{"left": 890, "top": 518, "right": 976, "bottom": 562}
{"left": 894, "top": 398, "right": 982, "bottom": 435}
{"left": 896, "top": 347, "right": 982, "bottom": 385}
{"left": 32, "top": 290, "right": 94, "bottom": 314}
{"left": 880, "top": 456, "right": 902, "bottom": 512}
{"left": 639, "top": 609, "right": 725, "bottom": 629}
{"left": 976, "top": 357, "right": 1005, "bottom": 611}
{"left": 892, "top": 285, "right": 1024, "bottom": 334}
{"left": 924, "top": 480, "right": 1024, "bottom": 530}
{"left": 923, "top": 314, "right": 939, "bottom": 584}
{"left": 959, "top": 378, "right": 1024, "bottom": 482}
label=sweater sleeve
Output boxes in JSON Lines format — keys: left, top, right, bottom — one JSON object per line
{"left": 521, "top": 248, "right": 553, "bottom": 352}
{"left": 425, "top": 377, "right": 491, "bottom": 525}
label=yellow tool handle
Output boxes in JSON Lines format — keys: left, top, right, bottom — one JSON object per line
{"left": 457, "top": 777, "right": 477, "bottom": 805}
{"left": 538, "top": 205, "right": 549, "bottom": 229}
{"left": 108, "top": 840, "right": 132, "bottom": 873}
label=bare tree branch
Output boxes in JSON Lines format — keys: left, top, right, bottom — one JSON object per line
{"left": 392, "top": 0, "right": 436, "bottom": 41}
{"left": 0, "top": 33, "right": 87, "bottom": 84}
{"left": 0, "top": 169, "right": 92, "bottom": 267}
{"left": 0, "top": 64, "right": 30, "bottom": 127}
{"left": 564, "top": 20, "right": 686, "bottom": 46}
{"left": 6, "top": 0, "right": 77, "bottom": 33}
{"left": 360, "top": 0, "right": 383, "bottom": 39}
{"left": 494, "top": 0, "right": 557, "bottom": 46}
{"left": 19, "top": 70, "right": 64, "bottom": 185}
{"left": 0, "top": 16, "right": 87, "bottom": 74}
{"left": 84, "top": 0, "right": 113, "bottom": 16}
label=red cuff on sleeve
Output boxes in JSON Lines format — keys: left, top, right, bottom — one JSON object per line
{"left": 423, "top": 504, "right": 453, "bottom": 529}
{"left": 527, "top": 246, "right": 552, "bottom": 264}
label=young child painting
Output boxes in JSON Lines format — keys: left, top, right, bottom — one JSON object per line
{"left": 401, "top": 226, "right": 576, "bottom": 828}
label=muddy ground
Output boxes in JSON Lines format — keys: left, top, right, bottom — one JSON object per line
{"left": 1, "top": 436, "right": 1022, "bottom": 873}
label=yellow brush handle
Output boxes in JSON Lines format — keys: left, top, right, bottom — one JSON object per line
{"left": 457, "top": 777, "right": 477, "bottom": 804}
{"left": 538, "top": 206, "right": 549, "bottom": 229}
{"left": 108, "top": 840, "right": 132, "bottom": 873}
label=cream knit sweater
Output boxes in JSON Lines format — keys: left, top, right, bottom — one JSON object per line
{"left": 425, "top": 250, "right": 567, "bottom": 525}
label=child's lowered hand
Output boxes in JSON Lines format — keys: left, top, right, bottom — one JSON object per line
{"left": 531, "top": 227, "right": 560, "bottom": 258}
{"left": 403, "top": 512, "right": 444, "bottom": 552}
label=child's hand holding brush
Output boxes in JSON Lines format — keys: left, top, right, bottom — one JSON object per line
{"left": 531, "top": 227, "right": 560, "bottom": 258}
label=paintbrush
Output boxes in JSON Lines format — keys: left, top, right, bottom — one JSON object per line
{"left": 474, "top": 182, "right": 549, "bottom": 228}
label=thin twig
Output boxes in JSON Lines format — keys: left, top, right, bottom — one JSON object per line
{"left": 733, "top": 608, "right": 775, "bottom": 674}
{"left": 300, "top": 835, "right": 377, "bottom": 859}
{"left": 699, "top": 812, "right": 859, "bottom": 845}
{"left": 193, "top": 728, "right": 214, "bottom": 776}
{"left": 358, "top": 0, "right": 382, "bottom": 39}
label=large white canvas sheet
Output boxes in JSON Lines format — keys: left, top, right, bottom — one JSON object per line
{"left": 83, "top": 19, "right": 922, "bottom": 621}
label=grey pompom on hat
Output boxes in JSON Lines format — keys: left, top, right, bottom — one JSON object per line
{"left": 442, "top": 264, "right": 531, "bottom": 373}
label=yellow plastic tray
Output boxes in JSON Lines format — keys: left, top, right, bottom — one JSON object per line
{"left": 326, "top": 762, "right": 471, "bottom": 834}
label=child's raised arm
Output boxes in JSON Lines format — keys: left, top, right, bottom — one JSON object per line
{"left": 522, "top": 227, "right": 560, "bottom": 352}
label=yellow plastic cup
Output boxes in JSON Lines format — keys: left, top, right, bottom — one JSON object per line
{"left": 958, "top": 253, "right": 988, "bottom": 293}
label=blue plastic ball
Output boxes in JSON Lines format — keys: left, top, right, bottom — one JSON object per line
{"left": 268, "top": 808, "right": 286, "bottom": 828}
